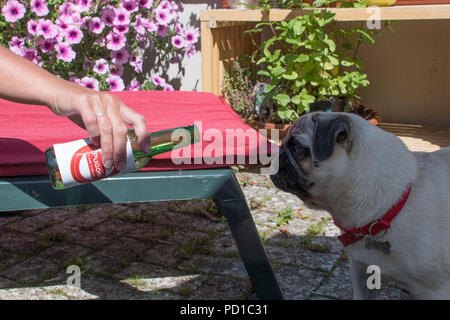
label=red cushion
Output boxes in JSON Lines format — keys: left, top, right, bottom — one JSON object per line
{"left": 0, "top": 91, "right": 272, "bottom": 177}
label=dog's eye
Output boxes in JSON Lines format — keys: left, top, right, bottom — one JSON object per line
{"left": 290, "top": 140, "right": 310, "bottom": 160}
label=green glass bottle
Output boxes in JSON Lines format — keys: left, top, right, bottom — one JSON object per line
{"left": 45, "top": 124, "right": 200, "bottom": 190}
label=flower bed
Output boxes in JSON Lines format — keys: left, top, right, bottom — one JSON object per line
{"left": 0, "top": 0, "right": 198, "bottom": 91}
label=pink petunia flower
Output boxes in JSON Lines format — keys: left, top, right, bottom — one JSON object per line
{"left": 163, "top": 83, "right": 174, "bottom": 91}
{"left": 185, "top": 28, "right": 199, "bottom": 44}
{"left": 157, "top": 0, "right": 171, "bottom": 10}
{"left": 154, "top": 8, "right": 171, "bottom": 26}
{"left": 27, "top": 20, "right": 39, "bottom": 35}
{"left": 151, "top": 74, "right": 166, "bottom": 87}
{"left": 74, "top": 0, "right": 93, "bottom": 13}
{"left": 138, "top": 0, "right": 153, "bottom": 9}
{"left": 121, "top": 0, "right": 138, "bottom": 12}
{"left": 110, "top": 48, "right": 129, "bottom": 65}
{"left": 30, "top": 0, "right": 49, "bottom": 17}
{"left": 58, "top": 2, "right": 77, "bottom": 20}
{"left": 38, "top": 38, "right": 54, "bottom": 53}
{"left": 126, "top": 78, "right": 141, "bottom": 91}
{"left": 133, "top": 15, "right": 146, "bottom": 35}
{"left": 8, "top": 36, "right": 25, "bottom": 56}
{"left": 1, "top": 0, "right": 26, "bottom": 23}
{"left": 37, "top": 19, "right": 58, "bottom": 39}
{"left": 156, "top": 24, "right": 169, "bottom": 37}
{"left": 175, "top": 23, "right": 184, "bottom": 36}
{"left": 55, "top": 17, "right": 69, "bottom": 30}
{"left": 129, "top": 53, "right": 143, "bottom": 73}
{"left": 55, "top": 42, "right": 76, "bottom": 62}
{"left": 186, "top": 44, "right": 196, "bottom": 59}
{"left": 23, "top": 48, "right": 41, "bottom": 64}
{"left": 70, "top": 77, "right": 82, "bottom": 85}
{"left": 80, "top": 76, "right": 99, "bottom": 91}
{"left": 101, "top": 5, "right": 116, "bottom": 26}
{"left": 106, "top": 31, "right": 126, "bottom": 51}
{"left": 114, "top": 24, "right": 129, "bottom": 34}
{"left": 65, "top": 26, "right": 83, "bottom": 44}
{"left": 144, "top": 19, "right": 157, "bottom": 33}
{"left": 171, "top": 35, "right": 185, "bottom": 49}
{"left": 107, "top": 75, "right": 125, "bottom": 91}
{"left": 94, "top": 58, "right": 109, "bottom": 75}
{"left": 113, "top": 7, "right": 130, "bottom": 26}
{"left": 109, "top": 63, "right": 124, "bottom": 77}
{"left": 88, "top": 17, "right": 105, "bottom": 34}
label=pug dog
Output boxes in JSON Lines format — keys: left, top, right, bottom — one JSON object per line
{"left": 270, "top": 112, "right": 450, "bottom": 299}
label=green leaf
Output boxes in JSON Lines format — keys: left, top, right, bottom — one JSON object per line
{"left": 291, "top": 94, "right": 301, "bottom": 104}
{"left": 263, "top": 84, "right": 276, "bottom": 93}
{"left": 257, "top": 70, "right": 270, "bottom": 77}
{"left": 295, "top": 54, "right": 309, "bottom": 63}
{"left": 273, "top": 94, "right": 290, "bottom": 107}
{"left": 282, "top": 71, "right": 298, "bottom": 80}
{"left": 293, "top": 21, "right": 305, "bottom": 35}
{"left": 328, "top": 55, "right": 339, "bottom": 66}
{"left": 324, "top": 38, "right": 336, "bottom": 52}
{"left": 341, "top": 58, "right": 355, "bottom": 67}
{"left": 271, "top": 66, "right": 286, "bottom": 77}
{"left": 357, "top": 29, "right": 375, "bottom": 44}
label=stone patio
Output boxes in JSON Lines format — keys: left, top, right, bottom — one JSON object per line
{"left": 0, "top": 169, "right": 409, "bottom": 300}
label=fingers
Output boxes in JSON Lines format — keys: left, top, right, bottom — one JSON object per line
{"left": 74, "top": 92, "right": 148, "bottom": 172}
{"left": 77, "top": 103, "right": 101, "bottom": 147}
{"left": 120, "top": 105, "right": 150, "bottom": 153}
{"left": 107, "top": 107, "right": 128, "bottom": 171}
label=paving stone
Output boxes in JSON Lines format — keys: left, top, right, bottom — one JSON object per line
{"left": 0, "top": 230, "right": 45, "bottom": 256}
{"left": 173, "top": 274, "right": 252, "bottom": 300}
{"left": 178, "top": 254, "right": 248, "bottom": 279}
{"left": 140, "top": 244, "right": 183, "bottom": 267}
{"left": 37, "top": 223, "right": 113, "bottom": 249}
{"left": 0, "top": 249, "right": 27, "bottom": 272}
{"left": 313, "top": 260, "right": 352, "bottom": 300}
{"left": 83, "top": 238, "right": 151, "bottom": 276}
{"left": 78, "top": 274, "right": 177, "bottom": 300}
{"left": 5, "top": 208, "right": 78, "bottom": 233}
{"left": 265, "top": 245, "right": 341, "bottom": 272}
{"left": 275, "top": 265, "right": 327, "bottom": 300}
{"left": 93, "top": 218, "right": 140, "bottom": 239}
{"left": 0, "top": 244, "right": 89, "bottom": 285}
{"left": 0, "top": 276, "right": 18, "bottom": 289}
{"left": 63, "top": 205, "right": 122, "bottom": 230}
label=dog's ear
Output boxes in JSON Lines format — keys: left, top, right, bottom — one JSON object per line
{"left": 312, "top": 114, "right": 351, "bottom": 161}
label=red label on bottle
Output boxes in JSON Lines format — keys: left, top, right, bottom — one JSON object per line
{"left": 70, "top": 144, "right": 118, "bottom": 183}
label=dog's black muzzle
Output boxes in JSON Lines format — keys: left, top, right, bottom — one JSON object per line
{"left": 270, "top": 143, "right": 311, "bottom": 199}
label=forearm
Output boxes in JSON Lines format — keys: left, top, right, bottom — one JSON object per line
{"left": 0, "top": 45, "right": 71, "bottom": 107}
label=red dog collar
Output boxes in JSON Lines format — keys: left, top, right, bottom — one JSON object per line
{"left": 334, "top": 185, "right": 412, "bottom": 247}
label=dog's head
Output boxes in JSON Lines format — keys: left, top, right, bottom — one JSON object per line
{"left": 270, "top": 112, "right": 364, "bottom": 209}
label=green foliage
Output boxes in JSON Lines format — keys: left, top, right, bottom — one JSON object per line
{"left": 223, "top": 58, "right": 259, "bottom": 120}
{"left": 276, "top": 206, "right": 295, "bottom": 227}
{"left": 248, "top": 0, "right": 388, "bottom": 122}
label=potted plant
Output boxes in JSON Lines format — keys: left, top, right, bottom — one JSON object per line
{"left": 245, "top": 0, "right": 389, "bottom": 126}
{"left": 223, "top": 58, "right": 293, "bottom": 140}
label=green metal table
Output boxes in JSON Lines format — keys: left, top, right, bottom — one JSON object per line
{"left": 0, "top": 167, "right": 283, "bottom": 300}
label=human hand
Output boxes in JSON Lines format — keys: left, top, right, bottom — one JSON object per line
{"left": 47, "top": 82, "right": 150, "bottom": 171}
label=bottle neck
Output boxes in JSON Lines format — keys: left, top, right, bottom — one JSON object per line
{"left": 149, "top": 124, "right": 200, "bottom": 157}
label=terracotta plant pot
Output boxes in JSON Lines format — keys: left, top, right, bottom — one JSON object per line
{"left": 244, "top": 119, "right": 291, "bottom": 141}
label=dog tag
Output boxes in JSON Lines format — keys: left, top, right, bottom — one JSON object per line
{"left": 364, "top": 236, "right": 391, "bottom": 255}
